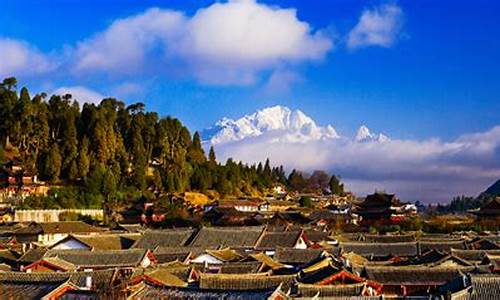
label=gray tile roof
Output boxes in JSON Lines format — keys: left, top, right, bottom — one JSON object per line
{"left": 363, "top": 234, "right": 416, "bottom": 243}
{"left": 132, "top": 283, "right": 274, "bottom": 299}
{"left": 365, "top": 266, "right": 467, "bottom": 285}
{"left": 132, "top": 229, "right": 195, "bottom": 249}
{"left": 469, "top": 274, "right": 500, "bottom": 300}
{"left": 297, "top": 282, "right": 366, "bottom": 297}
{"left": 0, "top": 281, "right": 63, "bottom": 299}
{"left": 189, "top": 226, "right": 265, "bottom": 248}
{"left": 452, "top": 249, "right": 500, "bottom": 262}
{"left": 0, "top": 269, "right": 117, "bottom": 290}
{"left": 303, "top": 229, "right": 330, "bottom": 243}
{"left": 274, "top": 248, "right": 324, "bottom": 265}
{"left": 60, "top": 233, "right": 140, "bottom": 250}
{"left": 199, "top": 273, "right": 296, "bottom": 291}
{"left": 419, "top": 240, "right": 467, "bottom": 253}
{"left": 45, "top": 249, "right": 149, "bottom": 268}
{"left": 154, "top": 246, "right": 205, "bottom": 257}
{"left": 340, "top": 242, "right": 418, "bottom": 258}
{"left": 218, "top": 262, "right": 262, "bottom": 274}
{"left": 17, "top": 247, "right": 49, "bottom": 264}
{"left": 255, "top": 230, "right": 301, "bottom": 250}
{"left": 153, "top": 251, "right": 191, "bottom": 264}
{"left": 15, "top": 222, "right": 103, "bottom": 235}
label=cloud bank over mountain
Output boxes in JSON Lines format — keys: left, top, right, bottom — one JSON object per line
{"left": 204, "top": 106, "right": 500, "bottom": 203}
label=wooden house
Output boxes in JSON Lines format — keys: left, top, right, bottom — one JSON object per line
{"left": 365, "top": 266, "right": 468, "bottom": 296}
{"left": 471, "top": 198, "right": 500, "bottom": 219}
{"left": 14, "top": 221, "right": 104, "bottom": 245}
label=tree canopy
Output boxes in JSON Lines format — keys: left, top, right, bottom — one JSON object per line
{"left": 0, "top": 77, "right": 346, "bottom": 208}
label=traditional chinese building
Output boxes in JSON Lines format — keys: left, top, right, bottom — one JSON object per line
{"left": 471, "top": 197, "right": 500, "bottom": 220}
{"left": 352, "top": 192, "right": 398, "bottom": 224}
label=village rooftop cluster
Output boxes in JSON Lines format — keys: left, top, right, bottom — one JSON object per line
{"left": 0, "top": 191, "right": 498, "bottom": 299}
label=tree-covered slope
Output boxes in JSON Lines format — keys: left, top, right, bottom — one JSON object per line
{"left": 0, "top": 77, "right": 344, "bottom": 209}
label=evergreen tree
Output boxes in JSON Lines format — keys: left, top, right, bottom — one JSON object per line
{"left": 308, "top": 170, "right": 330, "bottom": 192}
{"left": 208, "top": 146, "right": 217, "bottom": 168}
{"left": 288, "top": 169, "right": 306, "bottom": 191}
{"left": 0, "top": 77, "right": 311, "bottom": 204}
{"left": 1, "top": 77, "right": 17, "bottom": 90}
{"left": 77, "top": 138, "right": 90, "bottom": 179}
{"left": 60, "top": 101, "right": 79, "bottom": 180}
{"left": 68, "top": 160, "right": 79, "bottom": 182}
{"left": 30, "top": 93, "right": 50, "bottom": 170}
{"left": 187, "top": 132, "right": 206, "bottom": 164}
{"left": 103, "top": 168, "right": 117, "bottom": 198}
{"left": 0, "top": 79, "right": 18, "bottom": 146}
{"left": 329, "top": 175, "right": 344, "bottom": 196}
{"left": 0, "top": 144, "right": 4, "bottom": 163}
{"left": 129, "top": 114, "right": 147, "bottom": 190}
{"left": 43, "top": 143, "right": 62, "bottom": 182}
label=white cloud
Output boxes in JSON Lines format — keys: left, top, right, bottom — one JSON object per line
{"left": 52, "top": 86, "right": 106, "bottom": 105}
{"left": 72, "top": 0, "right": 333, "bottom": 85}
{"left": 178, "top": 0, "right": 332, "bottom": 84}
{"left": 73, "top": 8, "right": 186, "bottom": 75}
{"left": 0, "top": 38, "right": 55, "bottom": 78}
{"left": 111, "top": 82, "right": 143, "bottom": 98}
{"left": 264, "top": 69, "right": 302, "bottom": 93}
{"left": 212, "top": 125, "right": 500, "bottom": 203}
{"left": 347, "top": 3, "right": 404, "bottom": 49}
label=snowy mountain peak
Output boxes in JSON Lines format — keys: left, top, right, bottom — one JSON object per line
{"left": 203, "top": 105, "right": 339, "bottom": 144}
{"left": 356, "top": 125, "right": 372, "bottom": 141}
{"left": 203, "top": 106, "right": 390, "bottom": 145}
{"left": 356, "top": 125, "right": 390, "bottom": 143}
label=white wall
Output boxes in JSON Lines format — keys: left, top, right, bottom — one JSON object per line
{"left": 191, "top": 254, "right": 223, "bottom": 264}
{"left": 51, "top": 238, "right": 91, "bottom": 250}
{"left": 14, "top": 209, "right": 104, "bottom": 223}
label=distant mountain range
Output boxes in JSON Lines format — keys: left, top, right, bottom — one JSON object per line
{"left": 202, "top": 105, "right": 389, "bottom": 144}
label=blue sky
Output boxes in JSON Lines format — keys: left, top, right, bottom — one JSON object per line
{"left": 1, "top": 1, "right": 500, "bottom": 201}
{"left": 1, "top": 0, "right": 499, "bottom": 139}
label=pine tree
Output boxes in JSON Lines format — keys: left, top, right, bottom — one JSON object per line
{"left": 329, "top": 175, "right": 344, "bottom": 196}
{"left": 2, "top": 77, "right": 17, "bottom": 90}
{"left": 44, "top": 143, "right": 62, "bottom": 182}
{"left": 187, "top": 132, "right": 206, "bottom": 164}
{"left": 30, "top": 94, "right": 50, "bottom": 170}
{"left": 129, "top": 114, "right": 147, "bottom": 190}
{"left": 61, "top": 104, "right": 79, "bottom": 179}
{"left": 288, "top": 169, "right": 306, "bottom": 191}
{"left": 151, "top": 168, "right": 163, "bottom": 192}
{"left": 77, "top": 138, "right": 90, "bottom": 179}
{"left": 0, "top": 78, "right": 309, "bottom": 203}
{"left": 208, "top": 146, "right": 217, "bottom": 166}
{"left": 0, "top": 144, "right": 4, "bottom": 163}
{"left": 0, "top": 79, "right": 18, "bottom": 146}
{"left": 103, "top": 168, "right": 117, "bottom": 198}
{"left": 68, "top": 160, "right": 79, "bottom": 182}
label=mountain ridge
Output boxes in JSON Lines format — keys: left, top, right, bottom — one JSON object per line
{"left": 202, "top": 105, "right": 389, "bottom": 145}
{"left": 481, "top": 179, "right": 500, "bottom": 198}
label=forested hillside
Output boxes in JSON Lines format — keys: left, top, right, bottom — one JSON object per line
{"left": 0, "top": 77, "right": 343, "bottom": 208}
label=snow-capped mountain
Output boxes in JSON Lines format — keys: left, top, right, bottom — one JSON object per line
{"left": 202, "top": 105, "right": 389, "bottom": 144}
{"left": 355, "top": 125, "right": 390, "bottom": 143}
{"left": 202, "top": 105, "right": 339, "bottom": 144}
